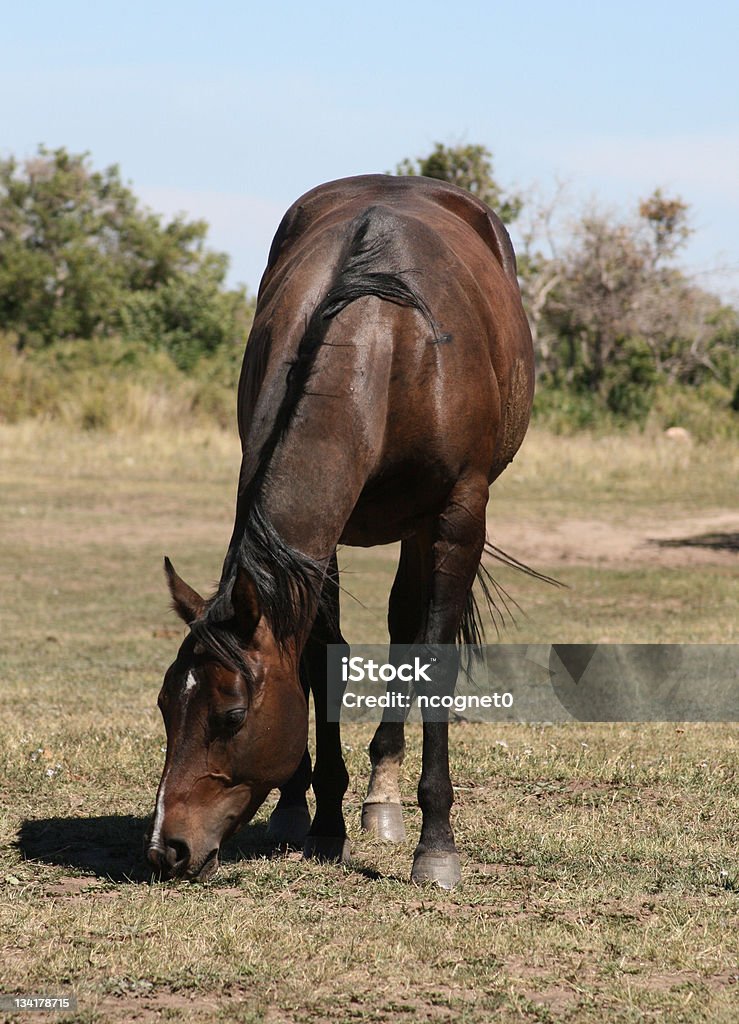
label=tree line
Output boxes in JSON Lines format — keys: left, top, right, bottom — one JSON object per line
{"left": 1, "top": 144, "right": 737, "bottom": 430}
{"left": 396, "top": 144, "right": 738, "bottom": 422}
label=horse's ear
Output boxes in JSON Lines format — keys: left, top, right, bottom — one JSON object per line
{"left": 164, "top": 557, "right": 205, "bottom": 625}
{"left": 231, "top": 566, "right": 261, "bottom": 638}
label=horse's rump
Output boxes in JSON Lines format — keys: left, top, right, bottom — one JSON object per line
{"left": 239, "top": 176, "right": 533, "bottom": 494}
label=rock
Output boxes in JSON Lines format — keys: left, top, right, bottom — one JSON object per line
{"left": 664, "top": 426, "right": 692, "bottom": 444}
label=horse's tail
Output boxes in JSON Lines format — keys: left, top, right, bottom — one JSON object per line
{"left": 321, "top": 204, "right": 441, "bottom": 331}
{"left": 457, "top": 540, "right": 562, "bottom": 647}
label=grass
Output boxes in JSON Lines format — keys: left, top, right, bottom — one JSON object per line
{"left": 0, "top": 423, "right": 737, "bottom": 1023}
{"left": 0, "top": 334, "right": 244, "bottom": 432}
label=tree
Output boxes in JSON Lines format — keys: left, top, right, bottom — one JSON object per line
{"left": 520, "top": 188, "right": 737, "bottom": 398}
{"left": 638, "top": 188, "right": 691, "bottom": 266}
{"left": 0, "top": 146, "right": 249, "bottom": 359}
{"left": 546, "top": 210, "right": 652, "bottom": 389}
{"left": 393, "top": 143, "right": 522, "bottom": 223}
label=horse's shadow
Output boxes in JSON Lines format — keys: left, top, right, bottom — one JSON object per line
{"left": 15, "top": 814, "right": 278, "bottom": 884}
{"left": 652, "top": 531, "right": 739, "bottom": 553}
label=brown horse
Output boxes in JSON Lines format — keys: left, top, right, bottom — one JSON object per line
{"left": 147, "top": 174, "right": 534, "bottom": 888}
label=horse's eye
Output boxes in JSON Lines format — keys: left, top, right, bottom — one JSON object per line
{"left": 223, "top": 708, "right": 247, "bottom": 730}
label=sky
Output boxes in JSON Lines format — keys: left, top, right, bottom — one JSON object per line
{"left": 2, "top": 0, "right": 738, "bottom": 300}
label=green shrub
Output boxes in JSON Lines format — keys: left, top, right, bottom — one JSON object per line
{"left": 532, "top": 375, "right": 737, "bottom": 441}
{"left": 117, "top": 269, "right": 253, "bottom": 371}
{"left": 0, "top": 147, "right": 250, "bottom": 356}
{"left": 532, "top": 382, "right": 617, "bottom": 434}
{"left": 647, "top": 381, "right": 738, "bottom": 442}
{"left": 603, "top": 337, "right": 659, "bottom": 422}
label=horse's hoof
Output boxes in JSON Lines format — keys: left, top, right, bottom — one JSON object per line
{"left": 411, "top": 851, "right": 461, "bottom": 889}
{"left": 361, "top": 802, "right": 406, "bottom": 842}
{"left": 302, "top": 835, "right": 351, "bottom": 863}
{"left": 266, "top": 805, "right": 312, "bottom": 846}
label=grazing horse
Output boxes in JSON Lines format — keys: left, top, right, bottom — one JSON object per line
{"left": 147, "top": 174, "right": 534, "bottom": 889}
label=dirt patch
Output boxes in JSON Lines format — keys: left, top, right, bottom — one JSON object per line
{"left": 3, "top": 501, "right": 233, "bottom": 553}
{"left": 490, "top": 513, "right": 739, "bottom": 568}
{"left": 629, "top": 969, "right": 738, "bottom": 994}
{"left": 502, "top": 958, "right": 738, "bottom": 1015}
{"left": 71, "top": 990, "right": 224, "bottom": 1024}
{"left": 503, "top": 956, "right": 584, "bottom": 1014}
{"left": 43, "top": 876, "right": 105, "bottom": 896}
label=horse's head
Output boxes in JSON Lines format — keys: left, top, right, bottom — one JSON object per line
{"left": 146, "top": 558, "right": 308, "bottom": 881}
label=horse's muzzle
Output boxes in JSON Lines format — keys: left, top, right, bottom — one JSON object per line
{"left": 147, "top": 837, "right": 190, "bottom": 879}
{"left": 147, "top": 839, "right": 219, "bottom": 882}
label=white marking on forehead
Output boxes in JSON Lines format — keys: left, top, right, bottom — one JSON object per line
{"left": 151, "top": 671, "right": 198, "bottom": 849}
{"left": 180, "top": 671, "right": 199, "bottom": 713}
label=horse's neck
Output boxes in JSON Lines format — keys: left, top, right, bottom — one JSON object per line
{"left": 256, "top": 407, "right": 365, "bottom": 562}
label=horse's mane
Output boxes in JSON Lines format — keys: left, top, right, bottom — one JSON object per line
{"left": 192, "top": 206, "right": 439, "bottom": 672}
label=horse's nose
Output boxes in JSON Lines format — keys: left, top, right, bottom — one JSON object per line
{"left": 147, "top": 844, "right": 166, "bottom": 872}
{"left": 147, "top": 838, "right": 190, "bottom": 877}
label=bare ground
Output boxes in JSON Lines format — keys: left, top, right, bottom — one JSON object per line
{"left": 490, "top": 512, "right": 739, "bottom": 568}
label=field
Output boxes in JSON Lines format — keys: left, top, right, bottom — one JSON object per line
{"left": 0, "top": 422, "right": 737, "bottom": 1023}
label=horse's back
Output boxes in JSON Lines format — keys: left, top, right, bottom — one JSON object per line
{"left": 261, "top": 174, "right": 519, "bottom": 294}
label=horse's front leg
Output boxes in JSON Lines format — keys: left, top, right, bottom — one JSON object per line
{"left": 266, "top": 653, "right": 312, "bottom": 846}
{"left": 301, "top": 552, "right": 351, "bottom": 863}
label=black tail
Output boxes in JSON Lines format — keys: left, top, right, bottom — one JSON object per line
{"left": 321, "top": 205, "right": 440, "bottom": 332}
{"left": 457, "top": 541, "right": 563, "bottom": 647}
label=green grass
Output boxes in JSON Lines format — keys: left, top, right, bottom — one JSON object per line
{"left": 0, "top": 423, "right": 737, "bottom": 1022}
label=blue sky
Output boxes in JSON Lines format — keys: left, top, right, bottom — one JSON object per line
{"left": 2, "top": 1, "right": 738, "bottom": 299}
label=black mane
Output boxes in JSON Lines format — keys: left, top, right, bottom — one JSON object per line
{"left": 194, "top": 206, "right": 438, "bottom": 671}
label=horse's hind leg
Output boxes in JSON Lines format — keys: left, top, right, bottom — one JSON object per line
{"left": 411, "top": 474, "right": 489, "bottom": 889}
{"left": 362, "top": 534, "right": 430, "bottom": 842}
{"left": 361, "top": 721, "right": 406, "bottom": 842}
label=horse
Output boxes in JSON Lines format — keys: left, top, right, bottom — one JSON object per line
{"left": 146, "top": 173, "right": 535, "bottom": 889}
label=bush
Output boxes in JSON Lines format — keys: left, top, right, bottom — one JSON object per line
{"left": 0, "top": 332, "right": 243, "bottom": 431}
{"left": 532, "top": 374, "right": 737, "bottom": 441}
{"left": 647, "top": 381, "right": 738, "bottom": 442}
{"left": 117, "top": 269, "right": 253, "bottom": 371}
{"left": 603, "top": 337, "right": 659, "bottom": 422}
{"left": 532, "top": 382, "right": 619, "bottom": 434}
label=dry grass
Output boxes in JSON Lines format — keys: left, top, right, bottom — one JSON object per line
{"left": 0, "top": 423, "right": 737, "bottom": 1023}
